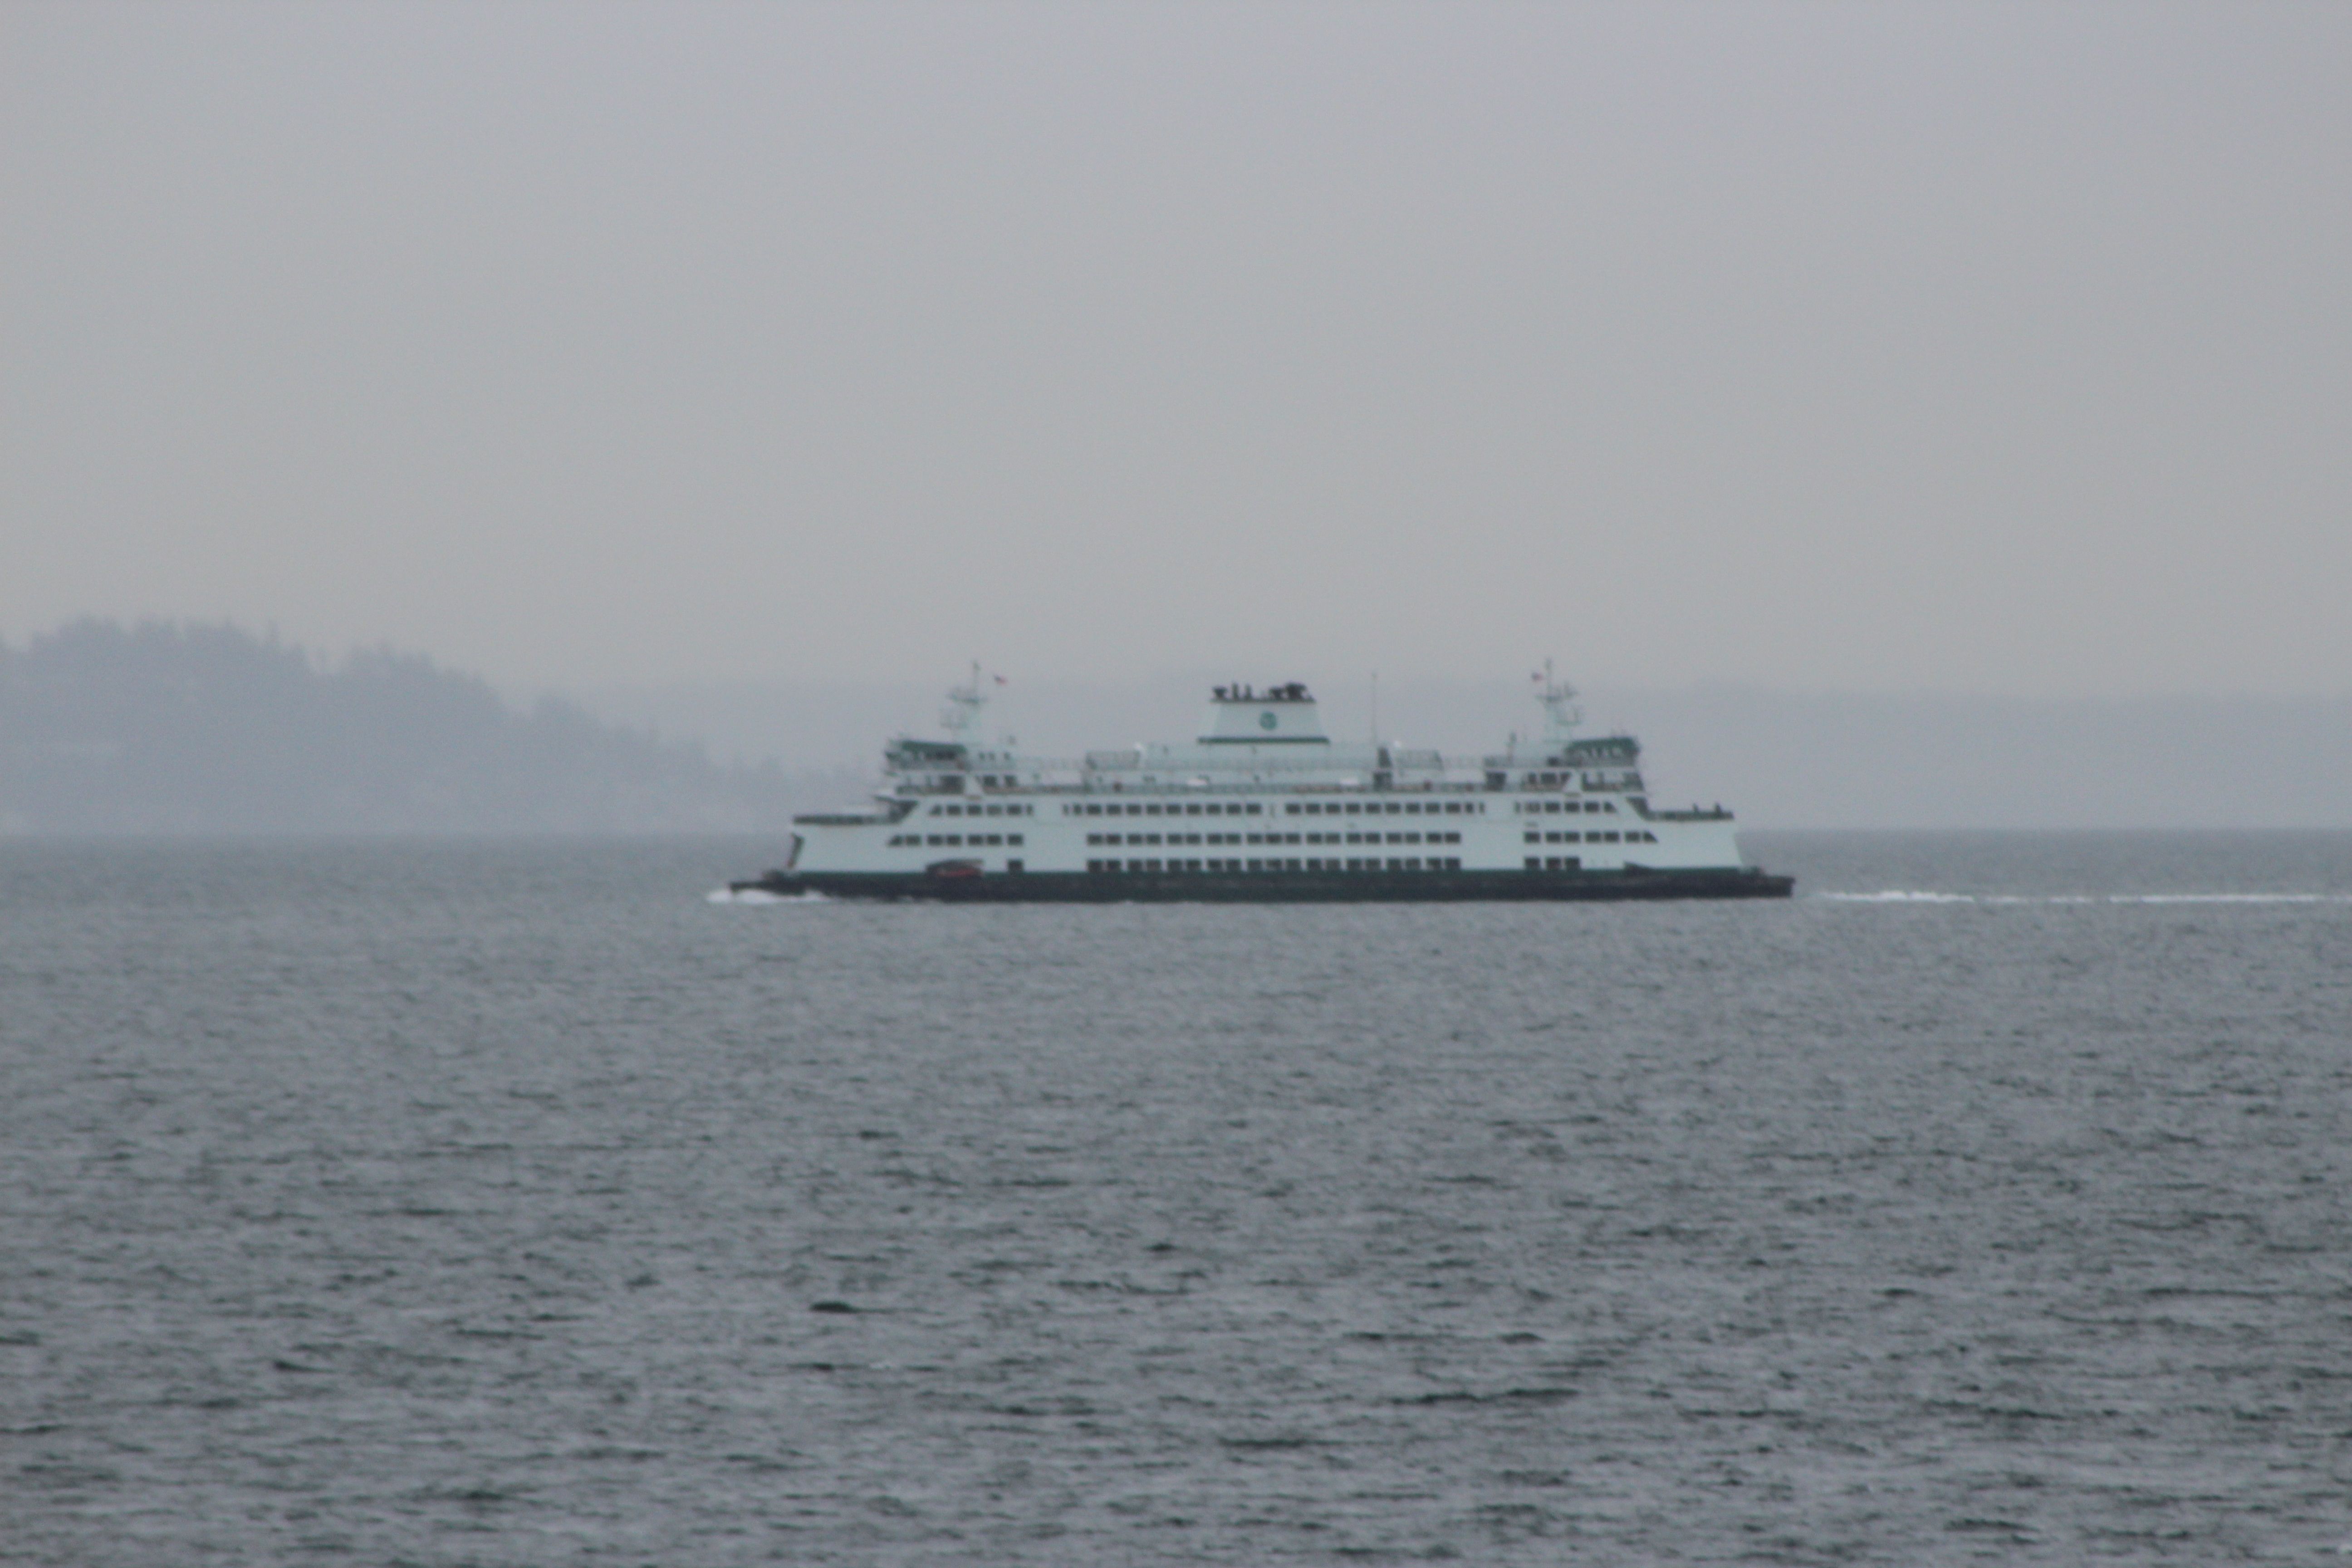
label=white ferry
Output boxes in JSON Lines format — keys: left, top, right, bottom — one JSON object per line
{"left": 733, "top": 667, "right": 1791, "bottom": 902}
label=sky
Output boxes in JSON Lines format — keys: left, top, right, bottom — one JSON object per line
{"left": 5, "top": 1, "right": 2347, "bottom": 698}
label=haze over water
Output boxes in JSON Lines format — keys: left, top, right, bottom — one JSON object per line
{"left": 5, "top": 831, "right": 2348, "bottom": 1563}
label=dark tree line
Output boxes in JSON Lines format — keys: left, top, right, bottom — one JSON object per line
{"left": 0, "top": 620, "right": 799, "bottom": 833}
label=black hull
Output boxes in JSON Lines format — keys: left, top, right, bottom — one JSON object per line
{"left": 730, "top": 867, "right": 1794, "bottom": 903}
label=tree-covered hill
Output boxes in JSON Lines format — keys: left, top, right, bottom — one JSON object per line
{"left": 0, "top": 621, "right": 801, "bottom": 833}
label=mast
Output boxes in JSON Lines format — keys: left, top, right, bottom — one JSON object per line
{"left": 1533, "top": 658, "right": 1582, "bottom": 747}
{"left": 940, "top": 660, "right": 987, "bottom": 740}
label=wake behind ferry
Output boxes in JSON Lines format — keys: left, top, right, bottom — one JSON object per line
{"left": 732, "top": 667, "right": 1792, "bottom": 902}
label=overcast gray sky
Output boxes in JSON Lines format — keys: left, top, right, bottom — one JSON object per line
{"left": 5, "top": 1, "right": 2346, "bottom": 697}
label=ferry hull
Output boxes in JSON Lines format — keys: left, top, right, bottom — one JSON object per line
{"left": 732, "top": 867, "right": 1794, "bottom": 902}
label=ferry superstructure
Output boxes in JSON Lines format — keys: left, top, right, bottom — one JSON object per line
{"left": 734, "top": 668, "right": 1791, "bottom": 902}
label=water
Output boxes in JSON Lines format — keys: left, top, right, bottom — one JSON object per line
{"left": 4, "top": 831, "right": 2349, "bottom": 1563}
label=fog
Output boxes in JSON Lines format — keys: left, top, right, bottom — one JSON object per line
{"left": 5, "top": 2, "right": 2347, "bottom": 701}
{"left": 569, "top": 671, "right": 2352, "bottom": 830}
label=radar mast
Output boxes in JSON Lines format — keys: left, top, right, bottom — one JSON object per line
{"left": 1532, "top": 659, "right": 1583, "bottom": 745}
{"left": 941, "top": 661, "right": 989, "bottom": 738}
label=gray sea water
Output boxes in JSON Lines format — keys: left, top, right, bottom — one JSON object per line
{"left": 4, "top": 831, "right": 2350, "bottom": 1564}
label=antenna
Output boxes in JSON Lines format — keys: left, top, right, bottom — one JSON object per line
{"left": 940, "top": 660, "right": 988, "bottom": 738}
{"left": 1532, "top": 658, "right": 1582, "bottom": 744}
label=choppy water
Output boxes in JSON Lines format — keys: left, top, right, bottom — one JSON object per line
{"left": 4, "top": 831, "right": 2350, "bottom": 1564}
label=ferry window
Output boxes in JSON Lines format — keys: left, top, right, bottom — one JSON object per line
{"left": 1186, "top": 804, "right": 1202, "bottom": 815}
{"left": 1524, "top": 832, "right": 1539, "bottom": 844}
{"left": 1285, "top": 804, "right": 1300, "bottom": 814}
{"left": 1526, "top": 857, "right": 1541, "bottom": 870}
{"left": 1247, "top": 804, "right": 1263, "bottom": 814}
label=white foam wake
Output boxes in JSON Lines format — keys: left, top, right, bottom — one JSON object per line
{"left": 705, "top": 886, "right": 828, "bottom": 905}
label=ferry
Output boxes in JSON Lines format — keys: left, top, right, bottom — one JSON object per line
{"left": 731, "top": 666, "right": 1792, "bottom": 902}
